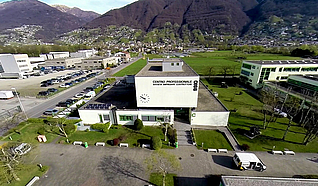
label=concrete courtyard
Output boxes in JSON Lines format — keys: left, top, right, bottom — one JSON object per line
{"left": 26, "top": 144, "right": 318, "bottom": 186}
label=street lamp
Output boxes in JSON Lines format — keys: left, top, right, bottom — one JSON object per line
{"left": 11, "top": 87, "right": 28, "bottom": 120}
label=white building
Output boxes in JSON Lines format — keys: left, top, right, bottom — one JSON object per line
{"left": 70, "top": 49, "right": 97, "bottom": 58}
{"left": 76, "top": 56, "right": 120, "bottom": 70}
{"left": 0, "top": 54, "right": 32, "bottom": 78}
{"left": 79, "top": 58, "right": 229, "bottom": 127}
{"left": 29, "top": 57, "right": 45, "bottom": 69}
{"left": 40, "top": 57, "right": 82, "bottom": 69}
{"left": 240, "top": 59, "right": 318, "bottom": 89}
{"left": 40, "top": 52, "right": 69, "bottom": 60}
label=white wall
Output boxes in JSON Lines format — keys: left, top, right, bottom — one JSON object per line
{"left": 190, "top": 111, "right": 229, "bottom": 126}
{"left": 135, "top": 76, "right": 199, "bottom": 108}
{"left": 79, "top": 109, "right": 174, "bottom": 126}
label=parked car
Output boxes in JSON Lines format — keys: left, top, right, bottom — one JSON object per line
{"left": 47, "top": 88, "right": 58, "bottom": 93}
{"left": 56, "top": 101, "right": 70, "bottom": 107}
{"left": 104, "top": 84, "right": 111, "bottom": 89}
{"left": 40, "top": 83, "right": 49, "bottom": 87}
{"left": 65, "top": 82, "right": 73, "bottom": 87}
{"left": 65, "top": 99, "right": 76, "bottom": 104}
{"left": 74, "top": 93, "right": 85, "bottom": 98}
{"left": 84, "top": 87, "right": 94, "bottom": 91}
{"left": 59, "top": 84, "right": 68, "bottom": 88}
{"left": 38, "top": 91, "right": 50, "bottom": 96}
{"left": 43, "top": 109, "right": 59, "bottom": 116}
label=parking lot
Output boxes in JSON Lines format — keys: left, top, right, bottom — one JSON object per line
{"left": 0, "top": 70, "right": 85, "bottom": 97}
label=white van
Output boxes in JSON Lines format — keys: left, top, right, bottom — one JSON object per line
{"left": 233, "top": 152, "right": 266, "bottom": 171}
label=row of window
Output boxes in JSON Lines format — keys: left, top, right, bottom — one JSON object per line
{"left": 83, "top": 61, "right": 101, "bottom": 63}
{"left": 17, "top": 60, "right": 26, "bottom": 63}
{"left": 18, "top": 64, "right": 28, "bottom": 68}
{"left": 99, "top": 114, "right": 171, "bottom": 122}
{"left": 171, "top": 63, "right": 180, "bottom": 66}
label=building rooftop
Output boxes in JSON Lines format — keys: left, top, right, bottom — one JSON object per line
{"left": 244, "top": 59, "right": 318, "bottom": 65}
{"left": 45, "top": 57, "right": 81, "bottom": 62}
{"left": 222, "top": 176, "right": 318, "bottom": 186}
{"left": 136, "top": 58, "right": 198, "bottom": 77}
{"left": 82, "top": 84, "right": 137, "bottom": 110}
{"left": 288, "top": 75, "right": 318, "bottom": 86}
{"left": 83, "top": 56, "right": 107, "bottom": 60}
{"left": 195, "top": 81, "right": 228, "bottom": 112}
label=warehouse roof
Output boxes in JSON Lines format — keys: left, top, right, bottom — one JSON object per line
{"left": 221, "top": 176, "right": 318, "bottom": 186}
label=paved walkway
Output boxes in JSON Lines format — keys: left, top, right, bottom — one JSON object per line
{"left": 192, "top": 125, "right": 241, "bottom": 151}
{"left": 174, "top": 119, "right": 193, "bottom": 146}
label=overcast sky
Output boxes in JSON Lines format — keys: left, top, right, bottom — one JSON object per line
{"left": 0, "top": 0, "right": 138, "bottom": 14}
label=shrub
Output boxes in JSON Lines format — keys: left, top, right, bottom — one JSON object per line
{"left": 113, "top": 138, "right": 120, "bottom": 146}
{"left": 134, "top": 119, "right": 143, "bottom": 130}
{"left": 118, "top": 135, "right": 127, "bottom": 142}
{"left": 151, "top": 136, "right": 162, "bottom": 150}
{"left": 241, "top": 144, "right": 250, "bottom": 151}
{"left": 91, "top": 123, "right": 108, "bottom": 133}
{"left": 38, "top": 127, "right": 45, "bottom": 135}
{"left": 84, "top": 128, "right": 89, "bottom": 132}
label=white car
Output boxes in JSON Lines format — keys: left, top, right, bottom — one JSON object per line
{"left": 74, "top": 93, "right": 85, "bottom": 98}
{"left": 274, "top": 108, "right": 288, "bottom": 117}
{"left": 59, "top": 84, "right": 70, "bottom": 88}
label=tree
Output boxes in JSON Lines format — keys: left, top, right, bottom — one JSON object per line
{"left": 260, "top": 87, "right": 279, "bottom": 129}
{"left": 220, "top": 65, "right": 232, "bottom": 79}
{"left": 282, "top": 96, "right": 301, "bottom": 140}
{"left": 145, "top": 150, "right": 181, "bottom": 186}
{"left": 302, "top": 113, "right": 318, "bottom": 145}
{"left": 151, "top": 136, "right": 162, "bottom": 150}
{"left": 134, "top": 119, "right": 143, "bottom": 131}
{"left": 0, "top": 143, "right": 22, "bottom": 184}
{"left": 207, "top": 66, "right": 215, "bottom": 79}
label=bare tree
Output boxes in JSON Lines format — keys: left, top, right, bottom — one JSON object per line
{"left": 220, "top": 65, "right": 232, "bottom": 79}
{"left": 0, "top": 144, "right": 22, "bottom": 184}
{"left": 98, "top": 155, "right": 151, "bottom": 185}
{"left": 282, "top": 96, "right": 301, "bottom": 140}
{"left": 260, "top": 87, "right": 279, "bottom": 129}
{"left": 303, "top": 113, "right": 318, "bottom": 145}
{"left": 145, "top": 150, "right": 181, "bottom": 186}
{"left": 207, "top": 66, "right": 215, "bottom": 79}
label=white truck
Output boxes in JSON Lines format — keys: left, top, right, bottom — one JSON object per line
{"left": 0, "top": 91, "right": 14, "bottom": 99}
{"left": 233, "top": 152, "right": 266, "bottom": 171}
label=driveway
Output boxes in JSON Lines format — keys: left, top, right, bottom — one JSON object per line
{"left": 27, "top": 144, "right": 318, "bottom": 186}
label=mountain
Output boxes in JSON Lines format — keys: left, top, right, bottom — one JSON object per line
{"left": 0, "top": 0, "right": 82, "bottom": 39}
{"left": 86, "top": 0, "right": 258, "bottom": 34}
{"left": 52, "top": 5, "right": 100, "bottom": 22}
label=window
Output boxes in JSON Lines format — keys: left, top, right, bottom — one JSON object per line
{"left": 276, "top": 77, "right": 280, "bottom": 80}
{"left": 142, "top": 116, "right": 156, "bottom": 121}
{"left": 241, "top": 70, "right": 250, "bottom": 76}
{"left": 103, "top": 114, "right": 110, "bottom": 121}
{"left": 250, "top": 73, "right": 254, "bottom": 76}
{"left": 94, "top": 61, "right": 97, "bottom": 63}
{"left": 119, "top": 115, "right": 137, "bottom": 121}
{"left": 281, "top": 76, "right": 288, "bottom": 80}
{"left": 176, "top": 63, "right": 179, "bottom": 66}
{"left": 171, "top": 63, "right": 174, "bottom": 66}
{"left": 279, "top": 67, "right": 283, "bottom": 72}
{"left": 242, "top": 63, "right": 252, "bottom": 69}
{"left": 84, "top": 61, "right": 87, "bottom": 63}
{"left": 18, "top": 64, "right": 28, "bottom": 68}
{"left": 56, "top": 62, "right": 60, "bottom": 64}
{"left": 252, "top": 66, "right": 256, "bottom": 69}
{"left": 17, "top": 60, "right": 26, "bottom": 63}
{"left": 142, "top": 115, "right": 170, "bottom": 122}
{"left": 301, "top": 67, "right": 318, "bottom": 71}
{"left": 0, "top": 64, "right": 4, "bottom": 73}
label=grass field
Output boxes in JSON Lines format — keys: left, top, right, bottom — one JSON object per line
{"left": 149, "top": 173, "right": 176, "bottom": 186}
{"left": 1, "top": 164, "right": 48, "bottom": 186}
{"left": 62, "top": 125, "right": 174, "bottom": 149}
{"left": 193, "top": 130, "right": 233, "bottom": 150}
{"left": 112, "top": 54, "right": 162, "bottom": 77}
{"left": 201, "top": 78, "right": 318, "bottom": 153}
{"left": 183, "top": 51, "right": 302, "bottom": 76}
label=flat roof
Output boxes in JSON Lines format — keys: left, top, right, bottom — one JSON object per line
{"left": 136, "top": 58, "right": 198, "bottom": 77}
{"left": 244, "top": 59, "right": 318, "bottom": 65}
{"left": 289, "top": 75, "right": 318, "bottom": 86}
{"left": 222, "top": 176, "right": 318, "bottom": 186}
{"left": 82, "top": 85, "right": 137, "bottom": 110}
{"left": 83, "top": 56, "right": 106, "bottom": 60}
{"left": 45, "top": 57, "right": 81, "bottom": 62}
{"left": 196, "top": 81, "right": 228, "bottom": 112}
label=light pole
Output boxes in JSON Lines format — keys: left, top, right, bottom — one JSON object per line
{"left": 11, "top": 88, "right": 28, "bottom": 120}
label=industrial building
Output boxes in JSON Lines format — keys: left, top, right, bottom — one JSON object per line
{"left": 240, "top": 59, "right": 318, "bottom": 89}
{"left": 0, "top": 54, "right": 32, "bottom": 78}
{"left": 77, "top": 56, "right": 120, "bottom": 70}
{"left": 39, "top": 57, "right": 82, "bottom": 69}
{"left": 70, "top": 49, "right": 97, "bottom": 58}
{"left": 79, "top": 58, "right": 229, "bottom": 127}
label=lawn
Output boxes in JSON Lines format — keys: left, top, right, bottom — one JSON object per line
{"left": 1, "top": 164, "right": 48, "bottom": 186}
{"left": 149, "top": 173, "right": 176, "bottom": 186}
{"left": 193, "top": 130, "right": 233, "bottom": 150}
{"left": 112, "top": 54, "right": 162, "bottom": 77}
{"left": 183, "top": 51, "right": 301, "bottom": 76}
{"left": 63, "top": 125, "right": 174, "bottom": 149}
{"left": 1, "top": 118, "right": 80, "bottom": 144}
{"left": 201, "top": 78, "right": 318, "bottom": 153}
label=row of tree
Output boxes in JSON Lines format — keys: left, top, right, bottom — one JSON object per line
{"left": 261, "top": 86, "right": 318, "bottom": 145}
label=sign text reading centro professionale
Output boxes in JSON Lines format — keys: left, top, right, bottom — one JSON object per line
{"left": 153, "top": 80, "right": 193, "bottom": 86}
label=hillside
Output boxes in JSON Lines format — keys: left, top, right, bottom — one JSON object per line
{"left": 0, "top": 0, "right": 82, "bottom": 39}
{"left": 86, "top": 0, "right": 255, "bottom": 34}
{"left": 52, "top": 5, "right": 100, "bottom": 22}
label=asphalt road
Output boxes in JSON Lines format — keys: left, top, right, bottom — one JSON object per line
{"left": 26, "top": 57, "right": 141, "bottom": 118}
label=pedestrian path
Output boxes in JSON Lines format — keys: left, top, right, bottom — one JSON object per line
{"left": 174, "top": 119, "right": 193, "bottom": 146}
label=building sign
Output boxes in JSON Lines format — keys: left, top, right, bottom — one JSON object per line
{"left": 153, "top": 80, "right": 193, "bottom": 86}
{"left": 193, "top": 80, "right": 198, "bottom": 91}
